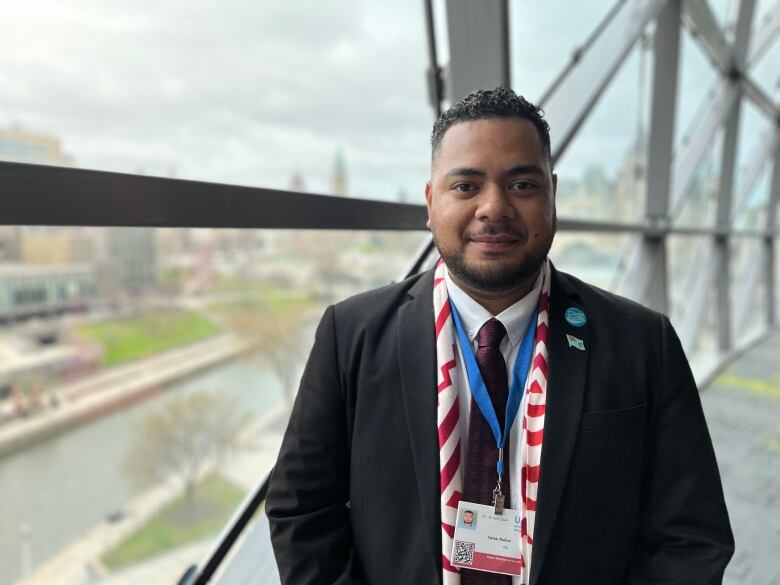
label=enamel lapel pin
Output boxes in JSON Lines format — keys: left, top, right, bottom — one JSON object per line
{"left": 565, "top": 307, "right": 587, "bottom": 350}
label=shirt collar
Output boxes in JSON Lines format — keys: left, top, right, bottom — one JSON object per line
{"left": 444, "top": 269, "right": 543, "bottom": 348}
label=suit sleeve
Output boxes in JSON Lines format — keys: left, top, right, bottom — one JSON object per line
{"left": 628, "top": 315, "right": 734, "bottom": 584}
{"left": 266, "top": 305, "right": 363, "bottom": 585}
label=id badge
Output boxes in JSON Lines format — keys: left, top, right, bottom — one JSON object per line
{"left": 450, "top": 501, "right": 523, "bottom": 576}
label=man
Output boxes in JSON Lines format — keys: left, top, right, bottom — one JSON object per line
{"left": 460, "top": 510, "right": 476, "bottom": 530}
{"left": 266, "top": 88, "right": 734, "bottom": 585}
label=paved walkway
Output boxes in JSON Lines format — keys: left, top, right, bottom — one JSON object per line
{"left": 701, "top": 330, "right": 780, "bottom": 585}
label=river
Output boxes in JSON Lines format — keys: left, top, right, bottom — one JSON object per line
{"left": 0, "top": 354, "right": 287, "bottom": 585}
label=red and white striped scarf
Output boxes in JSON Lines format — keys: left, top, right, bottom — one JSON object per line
{"left": 434, "top": 258, "right": 551, "bottom": 585}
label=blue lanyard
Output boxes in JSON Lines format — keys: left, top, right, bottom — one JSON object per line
{"left": 450, "top": 300, "right": 538, "bottom": 479}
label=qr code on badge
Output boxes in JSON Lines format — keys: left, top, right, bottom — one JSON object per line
{"left": 453, "top": 540, "right": 475, "bottom": 565}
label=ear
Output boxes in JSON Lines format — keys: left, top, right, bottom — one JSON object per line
{"left": 424, "top": 181, "right": 433, "bottom": 230}
{"left": 551, "top": 173, "right": 558, "bottom": 200}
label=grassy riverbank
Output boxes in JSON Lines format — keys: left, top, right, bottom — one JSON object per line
{"left": 101, "top": 474, "right": 244, "bottom": 571}
{"left": 77, "top": 310, "right": 221, "bottom": 367}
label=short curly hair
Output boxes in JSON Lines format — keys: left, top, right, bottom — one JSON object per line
{"left": 431, "top": 87, "right": 552, "bottom": 167}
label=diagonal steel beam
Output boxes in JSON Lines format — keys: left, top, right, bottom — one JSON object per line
{"left": 742, "top": 76, "right": 779, "bottom": 118}
{"left": 747, "top": 0, "right": 780, "bottom": 66}
{"left": 682, "top": 0, "right": 733, "bottom": 73}
{"left": 730, "top": 129, "right": 777, "bottom": 222}
{"left": 734, "top": 0, "right": 758, "bottom": 67}
{"left": 671, "top": 80, "right": 739, "bottom": 217}
{"left": 541, "top": 0, "right": 668, "bottom": 165}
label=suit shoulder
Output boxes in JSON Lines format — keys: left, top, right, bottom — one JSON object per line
{"left": 331, "top": 269, "right": 430, "bottom": 324}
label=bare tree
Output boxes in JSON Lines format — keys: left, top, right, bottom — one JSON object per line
{"left": 124, "top": 391, "right": 249, "bottom": 504}
{"left": 224, "top": 303, "right": 309, "bottom": 408}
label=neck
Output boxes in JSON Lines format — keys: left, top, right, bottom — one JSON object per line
{"left": 451, "top": 268, "right": 541, "bottom": 315}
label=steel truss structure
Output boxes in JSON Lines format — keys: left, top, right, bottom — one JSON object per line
{"left": 0, "top": 2, "right": 778, "bottom": 583}
{"left": 431, "top": 0, "right": 780, "bottom": 382}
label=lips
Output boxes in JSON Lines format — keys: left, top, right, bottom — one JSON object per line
{"left": 470, "top": 235, "right": 519, "bottom": 244}
{"left": 465, "top": 229, "right": 524, "bottom": 253}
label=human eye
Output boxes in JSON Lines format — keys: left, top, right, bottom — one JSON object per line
{"left": 509, "top": 180, "right": 536, "bottom": 191}
{"left": 452, "top": 182, "right": 475, "bottom": 194}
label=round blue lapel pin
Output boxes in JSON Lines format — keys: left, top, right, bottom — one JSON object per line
{"left": 565, "top": 307, "right": 587, "bottom": 327}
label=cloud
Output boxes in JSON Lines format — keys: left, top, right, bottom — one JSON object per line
{"left": 0, "top": 0, "right": 433, "bottom": 200}
{"left": 2, "top": 0, "right": 768, "bottom": 203}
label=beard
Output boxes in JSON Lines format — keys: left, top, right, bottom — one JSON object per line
{"left": 433, "top": 222, "right": 555, "bottom": 294}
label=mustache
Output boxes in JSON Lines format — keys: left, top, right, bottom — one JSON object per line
{"left": 464, "top": 225, "right": 525, "bottom": 239}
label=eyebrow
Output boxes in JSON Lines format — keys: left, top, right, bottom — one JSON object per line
{"left": 505, "top": 164, "right": 546, "bottom": 177}
{"left": 443, "top": 164, "right": 546, "bottom": 180}
{"left": 443, "top": 167, "right": 485, "bottom": 180}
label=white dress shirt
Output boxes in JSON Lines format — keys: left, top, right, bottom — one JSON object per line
{"left": 445, "top": 270, "right": 542, "bottom": 583}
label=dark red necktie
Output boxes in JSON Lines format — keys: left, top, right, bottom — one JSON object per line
{"left": 462, "top": 318, "right": 512, "bottom": 585}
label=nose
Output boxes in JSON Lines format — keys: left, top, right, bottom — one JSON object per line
{"left": 475, "top": 183, "right": 514, "bottom": 222}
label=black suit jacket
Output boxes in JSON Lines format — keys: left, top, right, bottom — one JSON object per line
{"left": 266, "top": 266, "right": 734, "bottom": 585}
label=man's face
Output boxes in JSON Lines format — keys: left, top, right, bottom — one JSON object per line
{"left": 425, "top": 118, "right": 557, "bottom": 294}
{"left": 463, "top": 511, "right": 474, "bottom": 525}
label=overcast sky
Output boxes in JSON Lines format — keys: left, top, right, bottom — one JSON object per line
{"left": 1, "top": 0, "right": 777, "bottom": 203}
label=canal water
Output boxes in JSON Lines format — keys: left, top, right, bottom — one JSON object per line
{"left": 0, "top": 354, "right": 288, "bottom": 585}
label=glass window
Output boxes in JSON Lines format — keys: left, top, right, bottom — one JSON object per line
{"left": 753, "top": 0, "right": 779, "bottom": 35}
{"left": 734, "top": 101, "right": 773, "bottom": 189}
{"left": 730, "top": 236, "right": 767, "bottom": 339}
{"left": 555, "top": 41, "right": 652, "bottom": 223}
{"left": 549, "top": 233, "right": 634, "bottom": 293}
{"left": 672, "top": 128, "right": 724, "bottom": 228}
{"left": 674, "top": 29, "right": 720, "bottom": 153}
{"left": 0, "top": 1, "right": 433, "bottom": 203}
{"left": 509, "top": 0, "right": 619, "bottom": 103}
{"left": 668, "top": 235, "right": 708, "bottom": 325}
{"left": 748, "top": 31, "right": 780, "bottom": 100}
{"left": 0, "top": 226, "right": 427, "bottom": 585}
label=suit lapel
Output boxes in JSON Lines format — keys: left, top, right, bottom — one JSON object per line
{"left": 397, "top": 270, "right": 441, "bottom": 573}
{"left": 530, "top": 267, "right": 589, "bottom": 585}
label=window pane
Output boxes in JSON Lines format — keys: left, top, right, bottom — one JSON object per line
{"left": 708, "top": 0, "right": 733, "bottom": 34}
{"left": 549, "top": 233, "right": 634, "bottom": 293}
{"left": 675, "top": 29, "right": 719, "bottom": 152}
{"left": 0, "top": 226, "right": 427, "bottom": 584}
{"left": 510, "top": 0, "right": 618, "bottom": 103}
{"left": 668, "top": 235, "right": 707, "bottom": 324}
{"left": 555, "top": 41, "right": 652, "bottom": 223}
{"left": 747, "top": 32, "right": 780, "bottom": 102}
{"left": 667, "top": 235, "right": 719, "bottom": 378}
{"left": 730, "top": 237, "right": 767, "bottom": 339}
{"left": 734, "top": 165, "right": 772, "bottom": 230}
{"left": 0, "top": 1, "right": 433, "bottom": 202}
{"left": 672, "top": 128, "right": 724, "bottom": 228}
{"left": 735, "top": 101, "right": 773, "bottom": 192}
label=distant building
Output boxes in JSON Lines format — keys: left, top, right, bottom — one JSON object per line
{"left": 331, "top": 149, "right": 348, "bottom": 196}
{"left": 0, "top": 263, "right": 97, "bottom": 323}
{"left": 290, "top": 171, "right": 306, "bottom": 192}
{"left": 106, "top": 228, "right": 158, "bottom": 294}
{"left": 0, "top": 227, "right": 23, "bottom": 262}
{"left": 0, "top": 125, "right": 73, "bottom": 166}
{"left": 557, "top": 165, "right": 612, "bottom": 219}
{"left": 20, "top": 227, "right": 101, "bottom": 265}
{"left": 613, "top": 141, "right": 647, "bottom": 222}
